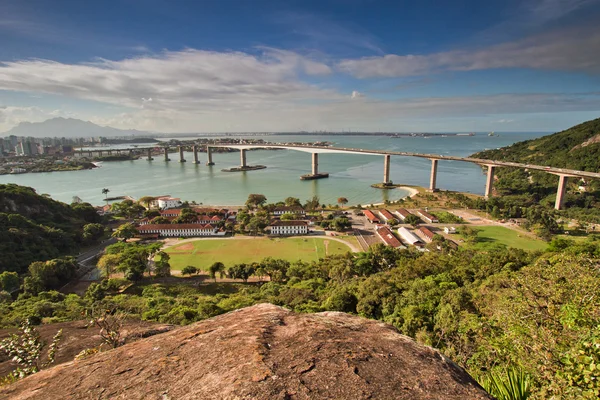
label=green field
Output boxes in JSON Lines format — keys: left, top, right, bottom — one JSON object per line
{"left": 164, "top": 237, "right": 352, "bottom": 270}
{"left": 465, "top": 226, "right": 548, "bottom": 251}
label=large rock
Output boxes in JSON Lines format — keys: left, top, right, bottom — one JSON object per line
{"left": 0, "top": 304, "right": 492, "bottom": 399}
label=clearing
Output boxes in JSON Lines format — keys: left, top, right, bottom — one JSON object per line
{"left": 164, "top": 237, "right": 352, "bottom": 270}
{"left": 465, "top": 226, "right": 548, "bottom": 251}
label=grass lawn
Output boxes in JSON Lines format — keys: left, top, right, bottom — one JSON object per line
{"left": 464, "top": 226, "right": 548, "bottom": 251}
{"left": 164, "top": 237, "right": 352, "bottom": 270}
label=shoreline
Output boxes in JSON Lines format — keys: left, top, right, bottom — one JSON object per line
{"left": 370, "top": 186, "right": 419, "bottom": 207}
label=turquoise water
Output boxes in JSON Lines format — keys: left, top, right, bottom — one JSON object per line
{"left": 0, "top": 132, "right": 547, "bottom": 206}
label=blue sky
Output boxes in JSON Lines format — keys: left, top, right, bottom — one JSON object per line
{"left": 0, "top": 0, "right": 599, "bottom": 133}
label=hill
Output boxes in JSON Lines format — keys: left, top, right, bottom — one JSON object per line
{"left": 473, "top": 117, "right": 600, "bottom": 171}
{"left": 0, "top": 304, "right": 491, "bottom": 400}
{"left": 0, "top": 184, "right": 101, "bottom": 273}
{"left": 3, "top": 117, "right": 153, "bottom": 138}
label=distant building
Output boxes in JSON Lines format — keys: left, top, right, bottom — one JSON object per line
{"left": 273, "top": 206, "right": 305, "bottom": 216}
{"left": 444, "top": 227, "right": 457, "bottom": 234}
{"left": 397, "top": 227, "right": 424, "bottom": 247}
{"left": 417, "top": 210, "right": 439, "bottom": 223}
{"left": 268, "top": 220, "right": 309, "bottom": 235}
{"left": 157, "top": 196, "right": 182, "bottom": 210}
{"left": 363, "top": 210, "right": 381, "bottom": 224}
{"left": 394, "top": 208, "right": 411, "bottom": 221}
{"left": 378, "top": 209, "right": 395, "bottom": 223}
{"left": 137, "top": 223, "right": 225, "bottom": 237}
{"left": 416, "top": 226, "right": 436, "bottom": 243}
{"left": 375, "top": 225, "right": 404, "bottom": 248}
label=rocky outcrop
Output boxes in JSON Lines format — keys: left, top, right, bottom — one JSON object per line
{"left": 0, "top": 304, "right": 492, "bottom": 399}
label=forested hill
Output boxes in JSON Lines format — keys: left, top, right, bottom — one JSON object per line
{"left": 472, "top": 117, "right": 600, "bottom": 171}
{"left": 0, "top": 184, "right": 102, "bottom": 274}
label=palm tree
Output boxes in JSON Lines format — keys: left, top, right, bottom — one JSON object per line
{"left": 102, "top": 188, "right": 110, "bottom": 203}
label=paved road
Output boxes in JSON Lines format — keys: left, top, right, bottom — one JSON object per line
{"left": 76, "top": 238, "right": 117, "bottom": 281}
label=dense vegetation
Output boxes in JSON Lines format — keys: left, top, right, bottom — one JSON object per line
{"left": 0, "top": 184, "right": 103, "bottom": 274}
{"left": 471, "top": 118, "right": 600, "bottom": 223}
{"left": 2, "top": 238, "right": 600, "bottom": 398}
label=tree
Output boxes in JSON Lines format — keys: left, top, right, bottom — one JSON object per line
{"left": 304, "top": 195, "right": 320, "bottom": 212}
{"left": 208, "top": 262, "right": 225, "bottom": 282}
{"left": 260, "top": 257, "right": 290, "bottom": 282}
{"left": 102, "top": 188, "right": 110, "bottom": 203}
{"left": 0, "top": 320, "right": 62, "bottom": 380}
{"left": 153, "top": 251, "right": 171, "bottom": 277}
{"left": 138, "top": 196, "right": 155, "bottom": 209}
{"left": 97, "top": 254, "right": 121, "bottom": 279}
{"left": 181, "top": 265, "right": 198, "bottom": 276}
{"left": 280, "top": 213, "right": 296, "bottom": 221}
{"left": 226, "top": 263, "right": 255, "bottom": 282}
{"left": 82, "top": 223, "right": 105, "bottom": 244}
{"left": 0, "top": 271, "right": 19, "bottom": 293}
{"left": 24, "top": 257, "right": 78, "bottom": 294}
{"left": 246, "top": 194, "right": 267, "bottom": 209}
{"left": 151, "top": 216, "right": 171, "bottom": 224}
{"left": 87, "top": 308, "right": 126, "bottom": 349}
{"left": 173, "top": 208, "right": 198, "bottom": 224}
{"left": 144, "top": 209, "right": 161, "bottom": 219}
{"left": 284, "top": 197, "right": 301, "bottom": 207}
{"left": 404, "top": 214, "right": 421, "bottom": 227}
{"left": 112, "top": 223, "right": 138, "bottom": 242}
{"left": 337, "top": 197, "right": 349, "bottom": 206}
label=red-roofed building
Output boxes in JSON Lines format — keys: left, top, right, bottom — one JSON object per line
{"left": 394, "top": 208, "right": 411, "bottom": 221}
{"left": 363, "top": 210, "right": 380, "bottom": 224}
{"left": 417, "top": 226, "right": 436, "bottom": 242}
{"left": 378, "top": 209, "right": 395, "bottom": 223}
{"left": 417, "top": 210, "right": 439, "bottom": 223}
{"left": 375, "top": 225, "right": 405, "bottom": 248}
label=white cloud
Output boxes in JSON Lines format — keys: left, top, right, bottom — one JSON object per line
{"left": 338, "top": 25, "right": 600, "bottom": 78}
{"left": 350, "top": 91, "right": 364, "bottom": 99}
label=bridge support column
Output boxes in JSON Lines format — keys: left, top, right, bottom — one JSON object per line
{"left": 99, "top": 151, "right": 103, "bottom": 157}
{"left": 108, "top": 150, "right": 112, "bottom": 155}
{"left": 128, "top": 149, "right": 133, "bottom": 157}
{"left": 240, "top": 149, "right": 247, "bottom": 167}
{"left": 485, "top": 165, "right": 495, "bottom": 199}
{"left": 383, "top": 154, "right": 391, "bottom": 185}
{"left": 312, "top": 153, "right": 318, "bottom": 175}
{"left": 164, "top": 147, "right": 170, "bottom": 162}
{"left": 147, "top": 148, "right": 153, "bottom": 161}
{"left": 179, "top": 146, "right": 186, "bottom": 162}
{"left": 192, "top": 145, "right": 200, "bottom": 164}
{"left": 555, "top": 175, "right": 568, "bottom": 210}
{"left": 206, "top": 146, "right": 214, "bottom": 166}
{"left": 429, "top": 159, "right": 439, "bottom": 192}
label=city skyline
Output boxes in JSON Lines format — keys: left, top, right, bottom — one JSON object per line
{"left": 1, "top": 0, "right": 600, "bottom": 133}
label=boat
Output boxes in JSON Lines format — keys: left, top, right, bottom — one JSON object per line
{"left": 488, "top": 131, "right": 497, "bottom": 137}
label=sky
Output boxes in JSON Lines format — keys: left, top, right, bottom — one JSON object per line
{"left": 0, "top": 0, "right": 599, "bottom": 133}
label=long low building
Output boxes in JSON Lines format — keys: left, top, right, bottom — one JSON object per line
{"left": 137, "top": 223, "right": 226, "bottom": 237}
{"left": 363, "top": 210, "right": 381, "bottom": 224}
{"left": 376, "top": 225, "right": 405, "bottom": 248}
{"left": 397, "top": 227, "right": 424, "bottom": 247}
{"left": 417, "top": 210, "right": 439, "bottom": 223}
{"left": 394, "top": 208, "right": 411, "bottom": 221}
{"left": 268, "top": 220, "right": 309, "bottom": 235}
{"left": 378, "top": 209, "right": 395, "bottom": 223}
{"left": 416, "top": 226, "right": 436, "bottom": 243}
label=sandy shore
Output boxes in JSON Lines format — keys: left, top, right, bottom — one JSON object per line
{"left": 371, "top": 186, "right": 419, "bottom": 206}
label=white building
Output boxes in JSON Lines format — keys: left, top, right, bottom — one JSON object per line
{"left": 273, "top": 206, "right": 305, "bottom": 216}
{"left": 397, "top": 227, "right": 424, "bottom": 247}
{"left": 157, "top": 197, "right": 182, "bottom": 210}
{"left": 137, "top": 223, "right": 226, "bottom": 237}
{"left": 444, "top": 227, "right": 457, "bottom": 234}
{"left": 269, "top": 220, "right": 309, "bottom": 235}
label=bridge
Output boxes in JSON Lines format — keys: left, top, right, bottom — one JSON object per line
{"left": 75, "top": 143, "right": 599, "bottom": 210}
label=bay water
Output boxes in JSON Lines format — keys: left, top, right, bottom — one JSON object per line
{"left": 0, "top": 132, "right": 547, "bottom": 206}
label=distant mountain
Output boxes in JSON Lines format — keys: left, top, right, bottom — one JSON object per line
{"left": 472, "top": 117, "right": 600, "bottom": 171}
{"left": 2, "top": 117, "right": 154, "bottom": 138}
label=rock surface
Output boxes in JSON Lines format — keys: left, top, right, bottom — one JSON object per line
{"left": 0, "top": 304, "right": 492, "bottom": 399}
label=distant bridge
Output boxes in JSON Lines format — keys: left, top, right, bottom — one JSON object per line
{"left": 75, "top": 143, "right": 598, "bottom": 210}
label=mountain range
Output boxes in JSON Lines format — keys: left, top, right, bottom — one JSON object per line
{"left": 2, "top": 118, "right": 154, "bottom": 138}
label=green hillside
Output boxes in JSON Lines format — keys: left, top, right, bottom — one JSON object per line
{"left": 473, "top": 117, "right": 600, "bottom": 171}
{"left": 0, "top": 184, "right": 101, "bottom": 274}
